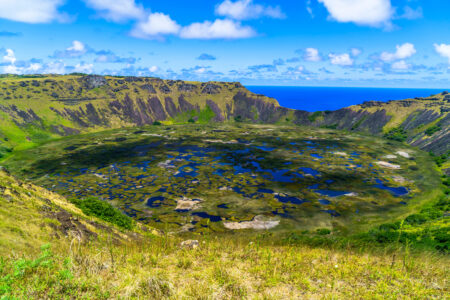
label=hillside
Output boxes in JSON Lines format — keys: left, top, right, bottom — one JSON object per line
{"left": 0, "top": 74, "right": 448, "bottom": 298}
{"left": 0, "top": 74, "right": 448, "bottom": 157}
{"left": 297, "top": 92, "right": 450, "bottom": 155}
{"left": 0, "top": 74, "right": 278, "bottom": 155}
{"left": 0, "top": 168, "right": 448, "bottom": 298}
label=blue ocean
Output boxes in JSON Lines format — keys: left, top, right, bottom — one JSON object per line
{"left": 246, "top": 86, "right": 447, "bottom": 112}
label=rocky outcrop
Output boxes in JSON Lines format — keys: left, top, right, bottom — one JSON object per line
{"left": 206, "top": 99, "right": 225, "bottom": 121}
{"left": 79, "top": 75, "right": 108, "bottom": 89}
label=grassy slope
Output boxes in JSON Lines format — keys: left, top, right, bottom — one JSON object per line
{"left": 0, "top": 169, "right": 448, "bottom": 299}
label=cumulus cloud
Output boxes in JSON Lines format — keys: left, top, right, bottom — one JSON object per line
{"left": 0, "top": 0, "right": 68, "bottom": 23}
{"left": 52, "top": 40, "right": 89, "bottom": 58}
{"left": 397, "top": 6, "right": 423, "bottom": 20}
{"left": 131, "top": 12, "right": 181, "bottom": 39}
{"left": 215, "top": 0, "right": 285, "bottom": 20}
{"left": 329, "top": 53, "right": 354, "bottom": 66}
{"left": 83, "top": 0, "right": 144, "bottom": 22}
{"left": 318, "top": 0, "right": 393, "bottom": 27}
{"left": 73, "top": 62, "right": 94, "bottom": 74}
{"left": 303, "top": 48, "right": 321, "bottom": 62}
{"left": 180, "top": 19, "right": 256, "bottom": 39}
{"left": 380, "top": 43, "right": 416, "bottom": 62}
{"left": 391, "top": 60, "right": 410, "bottom": 70}
{"left": 3, "top": 49, "right": 16, "bottom": 64}
{"left": 434, "top": 43, "right": 450, "bottom": 63}
{"left": 197, "top": 53, "right": 217, "bottom": 61}
{"left": 149, "top": 66, "right": 159, "bottom": 73}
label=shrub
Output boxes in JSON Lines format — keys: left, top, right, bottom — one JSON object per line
{"left": 425, "top": 124, "right": 441, "bottom": 136}
{"left": 316, "top": 228, "right": 331, "bottom": 235}
{"left": 308, "top": 111, "right": 322, "bottom": 123}
{"left": 384, "top": 127, "right": 407, "bottom": 142}
{"left": 153, "top": 121, "right": 162, "bottom": 126}
{"left": 70, "top": 196, "right": 133, "bottom": 230}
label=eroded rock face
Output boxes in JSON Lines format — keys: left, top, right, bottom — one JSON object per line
{"left": 232, "top": 92, "right": 290, "bottom": 123}
{"left": 206, "top": 99, "right": 225, "bottom": 121}
{"left": 79, "top": 75, "right": 108, "bottom": 89}
{"left": 202, "top": 83, "right": 221, "bottom": 94}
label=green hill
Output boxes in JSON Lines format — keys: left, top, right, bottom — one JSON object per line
{"left": 0, "top": 74, "right": 448, "bottom": 298}
{"left": 0, "top": 74, "right": 448, "bottom": 157}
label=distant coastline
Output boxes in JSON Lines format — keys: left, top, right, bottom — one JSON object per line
{"left": 246, "top": 86, "right": 448, "bottom": 112}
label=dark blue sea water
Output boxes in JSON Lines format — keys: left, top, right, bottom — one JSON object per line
{"left": 246, "top": 86, "right": 447, "bottom": 112}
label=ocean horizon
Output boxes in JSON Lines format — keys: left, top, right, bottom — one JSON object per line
{"left": 246, "top": 86, "right": 448, "bottom": 112}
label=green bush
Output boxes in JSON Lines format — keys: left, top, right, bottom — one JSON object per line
{"left": 316, "top": 228, "right": 331, "bottom": 235}
{"left": 70, "top": 197, "right": 133, "bottom": 230}
{"left": 153, "top": 121, "right": 162, "bottom": 126}
{"left": 308, "top": 111, "right": 322, "bottom": 123}
{"left": 384, "top": 127, "right": 407, "bottom": 142}
{"left": 425, "top": 125, "right": 441, "bottom": 136}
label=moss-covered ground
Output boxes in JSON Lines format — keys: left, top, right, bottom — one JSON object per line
{"left": 3, "top": 124, "right": 443, "bottom": 236}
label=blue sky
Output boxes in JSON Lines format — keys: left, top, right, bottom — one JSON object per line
{"left": 0, "top": 0, "right": 449, "bottom": 88}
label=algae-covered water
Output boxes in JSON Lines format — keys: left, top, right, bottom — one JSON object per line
{"left": 3, "top": 124, "right": 441, "bottom": 233}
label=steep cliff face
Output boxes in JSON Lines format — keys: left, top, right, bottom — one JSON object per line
{"left": 311, "top": 93, "right": 449, "bottom": 155}
{"left": 0, "top": 74, "right": 278, "bottom": 153}
{"left": 0, "top": 74, "right": 448, "bottom": 155}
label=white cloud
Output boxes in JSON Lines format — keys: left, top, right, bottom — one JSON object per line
{"left": 215, "top": 0, "right": 285, "bottom": 20}
{"left": 0, "top": 0, "right": 67, "bottom": 23}
{"left": 329, "top": 53, "right": 354, "bottom": 66}
{"left": 179, "top": 19, "right": 256, "bottom": 39}
{"left": 391, "top": 60, "right": 410, "bottom": 70}
{"left": 380, "top": 43, "right": 416, "bottom": 62}
{"left": 83, "top": 0, "right": 144, "bottom": 22}
{"left": 67, "top": 40, "right": 86, "bottom": 52}
{"left": 397, "top": 6, "right": 423, "bottom": 20}
{"left": 303, "top": 48, "right": 321, "bottom": 62}
{"left": 131, "top": 13, "right": 181, "bottom": 39}
{"left": 434, "top": 43, "right": 450, "bottom": 63}
{"left": 44, "top": 61, "right": 67, "bottom": 74}
{"left": 3, "top": 49, "right": 16, "bottom": 64}
{"left": 149, "top": 66, "right": 159, "bottom": 73}
{"left": 53, "top": 40, "right": 89, "bottom": 58}
{"left": 350, "top": 48, "right": 362, "bottom": 57}
{"left": 73, "top": 62, "right": 94, "bottom": 74}
{"left": 318, "top": 0, "right": 393, "bottom": 27}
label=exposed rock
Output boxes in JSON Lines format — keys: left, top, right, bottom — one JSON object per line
{"left": 206, "top": 99, "right": 225, "bottom": 121}
{"left": 334, "top": 152, "right": 348, "bottom": 156}
{"left": 223, "top": 215, "right": 280, "bottom": 230}
{"left": 179, "top": 240, "right": 199, "bottom": 249}
{"left": 164, "top": 97, "right": 179, "bottom": 117}
{"left": 79, "top": 75, "right": 107, "bottom": 89}
{"left": 202, "top": 83, "right": 221, "bottom": 94}
{"left": 159, "top": 85, "right": 171, "bottom": 94}
{"left": 396, "top": 151, "right": 410, "bottom": 158}
{"left": 376, "top": 161, "right": 401, "bottom": 169}
{"left": 140, "top": 84, "right": 156, "bottom": 93}
{"left": 175, "top": 197, "right": 202, "bottom": 211}
{"left": 178, "top": 83, "right": 197, "bottom": 92}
